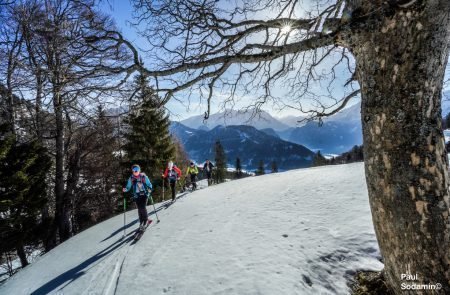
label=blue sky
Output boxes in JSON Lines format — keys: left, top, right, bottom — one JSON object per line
{"left": 101, "top": 0, "right": 230, "bottom": 120}
{"left": 100, "top": 0, "right": 362, "bottom": 121}
{"left": 101, "top": 1, "right": 449, "bottom": 121}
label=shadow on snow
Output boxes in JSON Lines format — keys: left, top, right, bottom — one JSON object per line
{"left": 32, "top": 192, "right": 194, "bottom": 294}
{"left": 31, "top": 231, "right": 136, "bottom": 295}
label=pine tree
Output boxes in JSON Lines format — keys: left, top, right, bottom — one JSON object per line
{"left": 124, "top": 74, "right": 175, "bottom": 184}
{"left": 214, "top": 140, "right": 226, "bottom": 183}
{"left": 312, "top": 151, "right": 327, "bottom": 166}
{"left": 256, "top": 160, "right": 265, "bottom": 175}
{"left": 271, "top": 161, "right": 278, "bottom": 173}
{"left": 235, "top": 157, "right": 242, "bottom": 178}
{"left": 0, "top": 124, "right": 51, "bottom": 267}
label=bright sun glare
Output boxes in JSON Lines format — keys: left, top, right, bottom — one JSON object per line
{"left": 281, "top": 25, "right": 292, "bottom": 34}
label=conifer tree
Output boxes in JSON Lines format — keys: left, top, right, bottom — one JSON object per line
{"left": 271, "top": 161, "right": 278, "bottom": 173}
{"left": 0, "top": 124, "right": 51, "bottom": 267}
{"left": 235, "top": 157, "right": 242, "bottom": 178}
{"left": 214, "top": 140, "right": 226, "bottom": 183}
{"left": 256, "top": 160, "right": 265, "bottom": 175}
{"left": 124, "top": 74, "right": 175, "bottom": 183}
{"left": 312, "top": 151, "right": 327, "bottom": 166}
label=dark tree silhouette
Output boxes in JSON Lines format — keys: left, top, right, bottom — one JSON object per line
{"left": 235, "top": 157, "right": 242, "bottom": 178}
{"left": 214, "top": 141, "right": 226, "bottom": 183}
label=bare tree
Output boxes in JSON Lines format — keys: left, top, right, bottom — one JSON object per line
{"left": 32, "top": 0, "right": 132, "bottom": 243}
{"left": 112, "top": 0, "right": 449, "bottom": 293}
{"left": 0, "top": 4, "right": 25, "bottom": 133}
{"left": 0, "top": 0, "right": 135, "bottom": 248}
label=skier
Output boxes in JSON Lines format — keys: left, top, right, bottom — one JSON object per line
{"left": 185, "top": 162, "right": 199, "bottom": 191}
{"left": 122, "top": 164, "right": 153, "bottom": 231}
{"left": 162, "top": 161, "right": 182, "bottom": 201}
{"left": 203, "top": 159, "right": 214, "bottom": 186}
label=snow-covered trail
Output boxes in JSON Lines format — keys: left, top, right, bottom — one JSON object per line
{"left": 0, "top": 163, "right": 382, "bottom": 295}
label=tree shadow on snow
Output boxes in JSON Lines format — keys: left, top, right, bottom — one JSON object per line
{"left": 31, "top": 231, "right": 136, "bottom": 295}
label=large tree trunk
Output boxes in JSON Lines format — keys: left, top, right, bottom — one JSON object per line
{"left": 16, "top": 241, "right": 28, "bottom": 268}
{"left": 64, "top": 143, "right": 82, "bottom": 234}
{"left": 43, "top": 211, "right": 56, "bottom": 252}
{"left": 54, "top": 89, "right": 71, "bottom": 242}
{"left": 352, "top": 3, "right": 450, "bottom": 293}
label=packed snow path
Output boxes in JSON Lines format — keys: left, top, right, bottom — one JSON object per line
{"left": 0, "top": 163, "right": 382, "bottom": 294}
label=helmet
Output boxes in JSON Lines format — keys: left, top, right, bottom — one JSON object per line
{"left": 131, "top": 164, "right": 140, "bottom": 172}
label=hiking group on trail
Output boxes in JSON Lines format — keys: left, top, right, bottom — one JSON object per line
{"left": 123, "top": 160, "right": 216, "bottom": 237}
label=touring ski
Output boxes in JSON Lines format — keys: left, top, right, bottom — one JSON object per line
{"left": 133, "top": 219, "right": 153, "bottom": 241}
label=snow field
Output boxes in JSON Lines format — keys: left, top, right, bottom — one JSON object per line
{"left": 0, "top": 163, "right": 382, "bottom": 295}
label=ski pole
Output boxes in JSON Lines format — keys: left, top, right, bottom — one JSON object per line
{"left": 162, "top": 176, "right": 165, "bottom": 201}
{"left": 123, "top": 192, "right": 126, "bottom": 238}
{"left": 150, "top": 195, "right": 160, "bottom": 223}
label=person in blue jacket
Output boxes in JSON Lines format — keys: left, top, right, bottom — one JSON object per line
{"left": 123, "top": 164, "right": 153, "bottom": 230}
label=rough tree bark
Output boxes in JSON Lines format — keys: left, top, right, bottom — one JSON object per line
{"left": 350, "top": 1, "right": 450, "bottom": 293}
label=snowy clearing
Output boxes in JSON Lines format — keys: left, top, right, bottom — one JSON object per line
{"left": 0, "top": 163, "right": 382, "bottom": 295}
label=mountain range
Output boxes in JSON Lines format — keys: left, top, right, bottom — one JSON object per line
{"left": 167, "top": 93, "right": 450, "bottom": 168}
{"left": 178, "top": 102, "right": 362, "bottom": 154}
{"left": 170, "top": 122, "right": 315, "bottom": 171}
{"left": 180, "top": 109, "right": 290, "bottom": 131}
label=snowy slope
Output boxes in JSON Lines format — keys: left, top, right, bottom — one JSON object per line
{"left": 0, "top": 163, "right": 382, "bottom": 295}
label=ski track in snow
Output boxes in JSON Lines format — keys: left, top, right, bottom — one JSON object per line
{"left": 0, "top": 164, "right": 382, "bottom": 295}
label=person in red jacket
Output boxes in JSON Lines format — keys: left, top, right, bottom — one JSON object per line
{"left": 162, "top": 161, "right": 182, "bottom": 201}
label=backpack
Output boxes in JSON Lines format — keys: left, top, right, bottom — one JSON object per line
{"left": 131, "top": 173, "right": 150, "bottom": 197}
{"left": 187, "top": 166, "right": 198, "bottom": 175}
{"left": 168, "top": 168, "right": 178, "bottom": 182}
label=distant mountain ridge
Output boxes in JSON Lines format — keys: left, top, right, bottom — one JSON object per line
{"left": 287, "top": 120, "right": 362, "bottom": 154}
{"left": 276, "top": 115, "right": 307, "bottom": 128}
{"left": 170, "top": 122, "right": 315, "bottom": 170}
{"left": 175, "top": 96, "right": 450, "bottom": 155}
{"left": 180, "top": 109, "right": 290, "bottom": 131}
{"left": 285, "top": 102, "right": 362, "bottom": 154}
{"left": 177, "top": 103, "right": 363, "bottom": 154}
